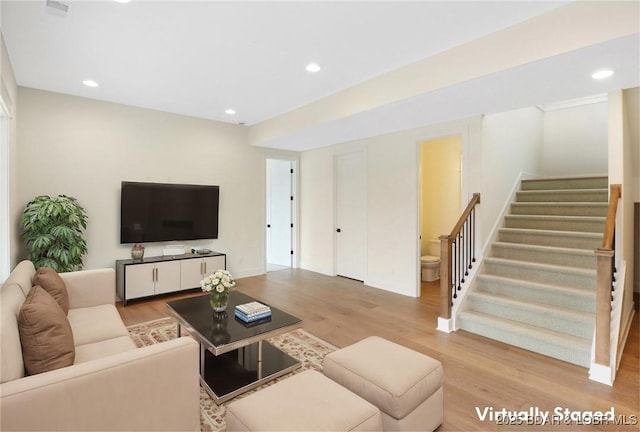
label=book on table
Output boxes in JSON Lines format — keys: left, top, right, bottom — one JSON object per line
{"left": 235, "top": 301, "right": 271, "bottom": 317}
{"left": 234, "top": 309, "right": 272, "bottom": 323}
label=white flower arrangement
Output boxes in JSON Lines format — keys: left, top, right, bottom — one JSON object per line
{"left": 201, "top": 269, "right": 236, "bottom": 294}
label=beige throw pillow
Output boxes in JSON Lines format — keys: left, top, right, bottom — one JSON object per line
{"left": 33, "top": 267, "right": 69, "bottom": 314}
{"left": 18, "top": 286, "right": 75, "bottom": 375}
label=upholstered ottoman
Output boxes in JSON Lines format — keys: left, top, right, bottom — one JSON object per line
{"left": 323, "top": 336, "right": 444, "bottom": 432}
{"left": 226, "top": 370, "right": 383, "bottom": 431}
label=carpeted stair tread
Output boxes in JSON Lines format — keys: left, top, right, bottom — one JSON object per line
{"left": 467, "top": 291, "right": 594, "bottom": 338}
{"left": 491, "top": 242, "right": 596, "bottom": 269}
{"left": 516, "top": 188, "right": 608, "bottom": 203}
{"left": 476, "top": 274, "right": 595, "bottom": 312}
{"left": 510, "top": 202, "right": 608, "bottom": 217}
{"left": 484, "top": 257, "right": 596, "bottom": 276}
{"left": 499, "top": 227, "right": 602, "bottom": 239}
{"left": 520, "top": 176, "right": 608, "bottom": 191}
{"left": 457, "top": 310, "right": 592, "bottom": 367}
{"left": 484, "top": 257, "right": 596, "bottom": 289}
{"left": 498, "top": 227, "right": 602, "bottom": 250}
{"left": 504, "top": 214, "right": 605, "bottom": 233}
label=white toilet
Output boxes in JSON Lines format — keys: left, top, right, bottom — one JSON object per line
{"left": 421, "top": 239, "right": 441, "bottom": 282}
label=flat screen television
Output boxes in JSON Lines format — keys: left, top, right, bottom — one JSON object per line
{"left": 120, "top": 181, "right": 219, "bottom": 244}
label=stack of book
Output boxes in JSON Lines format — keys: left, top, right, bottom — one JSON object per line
{"left": 235, "top": 301, "right": 272, "bottom": 323}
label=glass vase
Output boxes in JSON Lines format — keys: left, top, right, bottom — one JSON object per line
{"left": 210, "top": 311, "right": 230, "bottom": 345}
{"left": 210, "top": 290, "right": 229, "bottom": 312}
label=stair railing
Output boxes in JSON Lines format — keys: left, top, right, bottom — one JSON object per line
{"left": 594, "top": 184, "right": 621, "bottom": 366}
{"left": 440, "top": 193, "right": 480, "bottom": 319}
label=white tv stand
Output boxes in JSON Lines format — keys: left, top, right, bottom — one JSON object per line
{"left": 115, "top": 251, "right": 226, "bottom": 306}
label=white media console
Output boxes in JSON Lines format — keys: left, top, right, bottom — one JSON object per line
{"left": 115, "top": 251, "right": 226, "bottom": 306}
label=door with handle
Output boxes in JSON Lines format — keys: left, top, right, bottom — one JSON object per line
{"left": 266, "top": 159, "right": 293, "bottom": 268}
{"left": 335, "top": 151, "right": 366, "bottom": 281}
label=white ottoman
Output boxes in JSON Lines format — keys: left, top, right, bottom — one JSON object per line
{"left": 323, "top": 336, "right": 444, "bottom": 432}
{"left": 226, "top": 370, "right": 383, "bottom": 431}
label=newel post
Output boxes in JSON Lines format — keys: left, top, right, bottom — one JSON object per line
{"left": 439, "top": 235, "right": 453, "bottom": 319}
{"left": 594, "top": 248, "right": 614, "bottom": 366}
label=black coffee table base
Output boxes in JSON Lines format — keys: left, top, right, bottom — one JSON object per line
{"left": 201, "top": 340, "right": 301, "bottom": 404}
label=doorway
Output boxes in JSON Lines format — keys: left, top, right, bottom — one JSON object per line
{"left": 335, "top": 151, "right": 367, "bottom": 281}
{"left": 266, "top": 159, "right": 294, "bottom": 272}
{"left": 419, "top": 135, "right": 462, "bottom": 293}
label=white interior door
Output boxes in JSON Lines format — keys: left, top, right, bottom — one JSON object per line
{"left": 266, "top": 159, "right": 292, "bottom": 268}
{"left": 335, "top": 151, "right": 366, "bottom": 281}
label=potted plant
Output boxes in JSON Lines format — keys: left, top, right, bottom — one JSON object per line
{"left": 21, "top": 194, "right": 88, "bottom": 272}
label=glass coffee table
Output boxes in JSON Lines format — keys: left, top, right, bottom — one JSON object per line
{"left": 166, "top": 291, "right": 302, "bottom": 404}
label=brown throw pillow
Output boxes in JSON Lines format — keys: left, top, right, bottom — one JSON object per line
{"left": 33, "top": 267, "right": 69, "bottom": 314}
{"left": 18, "top": 286, "right": 75, "bottom": 376}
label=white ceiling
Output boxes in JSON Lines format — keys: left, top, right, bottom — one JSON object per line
{"left": 2, "top": 0, "right": 572, "bottom": 127}
{"left": 2, "top": 1, "right": 639, "bottom": 155}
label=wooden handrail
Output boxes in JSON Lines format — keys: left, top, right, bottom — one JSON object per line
{"left": 440, "top": 193, "right": 480, "bottom": 320}
{"left": 594, "top": 184, "right": 621, "bottom": 366}
{"left": 601, "top": 184, "right": 621, "bottom": 249}
{"left": 449, "top": 193, "right": 481, "bottom": 237}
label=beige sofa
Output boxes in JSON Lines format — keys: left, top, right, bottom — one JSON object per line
{"left": 0, "top": 260, "right": 200, "bottom": 431}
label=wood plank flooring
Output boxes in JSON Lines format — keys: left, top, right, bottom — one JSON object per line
{"left": 117, "top": 269, "right": 639, "bottom": 431}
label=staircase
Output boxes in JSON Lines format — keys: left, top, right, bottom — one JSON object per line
{"left": 458, "top": 176, "right": 608, "bottom": 367}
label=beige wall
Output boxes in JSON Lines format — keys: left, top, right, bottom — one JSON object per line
{"left": 420, "top": 135, "right": 461, "bottom": 255}
{"left": 299, "top": 116, "right": 483, "bottom": 297}
{"left": 481, "top": 107, "right": 544, "bottom": 249}
{"left": 14, "top": 87, "right": 295, "bottom": 277}
{"left": 542, "top": 101, "right": 608, "bottom": 177}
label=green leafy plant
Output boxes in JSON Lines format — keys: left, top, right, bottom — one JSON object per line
{"left": 21, "top": 195, "right": 88, "bottom": 272}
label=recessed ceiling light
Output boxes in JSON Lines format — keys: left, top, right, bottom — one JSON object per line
{"left": 82, "top": 79, "right": 99, "bottom": 88}
{"left": 114, "top": 0, "right": 131, "bottom": 3}
{"left": 592, "top": 69, "right": 614, "bottom": 80}
{"left": 306, "top": 63, "right": 321, "bottom": 73}
{"left": 225, "top": 109, "right": 236, "bottom": 115}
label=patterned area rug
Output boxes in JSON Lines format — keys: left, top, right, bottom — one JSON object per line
{"left": 127, "top": 317, "right": 337, "bottom": 431}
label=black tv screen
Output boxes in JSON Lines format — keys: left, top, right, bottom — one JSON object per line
{"left": 120, "top": 181, "right": 219, "bottom": 244}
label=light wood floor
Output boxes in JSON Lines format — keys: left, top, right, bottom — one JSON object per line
{"left": 117, "top": 269, "right": 639, "bottom": 431}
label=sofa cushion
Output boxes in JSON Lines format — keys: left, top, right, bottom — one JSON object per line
{"left": 0, "top": 284, "right": 27, "bottom": 383}
{"left": 18, "top": 286, "right": 75, "bottom": 375}
{"left": 74, "top": 336, "right": 137, "bottom": 364}
{"left": 68, "top": 304, "right": 130, "bottom": 347}
{"left": 2, "top": 260, "right": 36, "bottom": 296}
{"left": 33, "top": 267, "right": 69, "bottom": 314}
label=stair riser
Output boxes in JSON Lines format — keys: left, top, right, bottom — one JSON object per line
{"left": 516, "top": 191, "right": 608, "bottom": 203}
{"left": 521, "top": 177, "right": 608, "bottom": 191}
{"left": 504, "top": 217, "right": 604, "bottom": 233}
{"left": 484, "top": 261, "right": 596, "bottom": 289}
{"left": 510, "top": 204, "right": 608, "bottom": 217}
{"left": 476, "top": 277, "right": 595, "bottom": 312}
{"left": 467, "top": 294, "right": 594, "bottom": 338}
{"left": 458, "top": 315, "right": 591, "bottom": 367}
{"left": 499, "top": 230, "right": 601, "bottom": 250}
{"left": 491, "top": 244, "right": 596, "bottom": 269}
